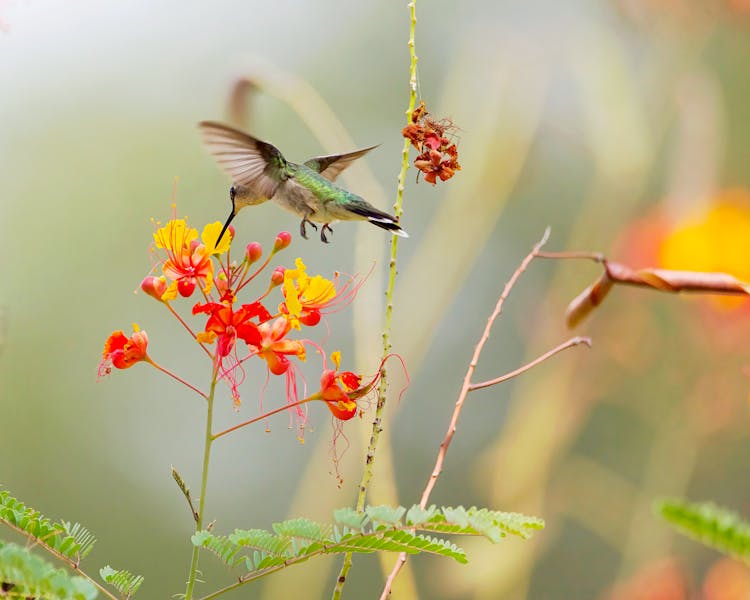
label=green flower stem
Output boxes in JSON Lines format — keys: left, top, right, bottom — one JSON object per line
{"left": 332, "top": 2, "right": 419, "bottom": 598}
{"left": 184, "top": 375, "right": 219, "bottom": 600}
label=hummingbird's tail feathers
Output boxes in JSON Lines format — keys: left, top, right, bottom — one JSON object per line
{"left": 370, "top": 219, "right": 409, "bottom": 238}
{"left": 345, "top": 202, "right": 409, "bottom": 237}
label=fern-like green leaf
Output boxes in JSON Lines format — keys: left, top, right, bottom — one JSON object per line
{"left": 99, "top": 565, "right": 144, "bottom": 598}
{"left": 0, "top": 541, "right": 98, "bottom": 600}
{"left": 405, "top": 505, "right": 440, "bottom": 526}
{"left": 0, "top": 490, "right": 94, "bottom": 563}
{"left": 62, "top": 522, "right": 97, "bottom": 560}
{"left": 333, "top": 507, "right": 369, "bottom": 530}
{"left": 191, "top": 531, "right": 245, "bottom": 567}
{"left": 414, "top": 506, "right": 544, "bottom": 542}
{"left": 334, "top": 529, "right": 467, "bottom": 563}
{"left": 656, "top": 498, "right": 750, "bottom": 564}
{"left": 229, "top": 529, "right": 291, "bottom": 556}
{"left": 194, "top": 502, "right": 542, "bottom": 595}
{"left": 365, "top": 505, "right": 406, "bottom": 527}
{"left": 99, "top": 565, "right": 143, "bottom": 598}
{"left": 272, "top": 518, "right": 327, "bottom": 542}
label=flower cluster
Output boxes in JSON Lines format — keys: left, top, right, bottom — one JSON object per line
{"left": 99, "top": 207, "right": 374, "bottom": 432}
{"left": 402, "top": 101, "right": 461, "bottom": 185}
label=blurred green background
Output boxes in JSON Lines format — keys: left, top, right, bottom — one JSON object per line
{"left": 2, "top": 1, "right": 750, "bottom": 598}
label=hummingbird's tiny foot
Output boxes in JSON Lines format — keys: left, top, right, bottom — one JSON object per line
{"left": 320, "top": 223, "right": 333, "bottom": 243}
{"left": 300, "top": 216, "right": 317, "bottom": 240}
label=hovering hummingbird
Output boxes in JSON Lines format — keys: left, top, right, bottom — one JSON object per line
{"left": 198, "top": 121, "right": 408, "bottom": 244}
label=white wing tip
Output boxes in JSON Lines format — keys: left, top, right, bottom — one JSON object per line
{"left": 394, "top": 229, "right": 409, "bottom": 238}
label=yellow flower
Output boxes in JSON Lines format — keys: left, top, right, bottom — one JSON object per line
{"left": 282, "top": 258, "right": 337, "bottom": 328}
{"left": 201, "top": 222, "right": 232, "bottom": 255}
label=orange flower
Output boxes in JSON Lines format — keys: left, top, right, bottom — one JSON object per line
{"left": 659, "top": 189, "right": 750, "bottom": 309}
{"left": 402, "top": 101, "right": 461, "bottom": 185}
{"left": 244, "top": 317, "right": 306, "bottom": 375}
{"left": 414, "top": 145, "right": 461, "bottom": 185}
{"left": 318, "top": 351, "right": 363, "bottom": 420}
{"left": 98, "top": 326, "right": 150, "bottom": 377}
{"left": 153, "top": 219, "right": 230, "bottom": 300}
{"left": 703, "top": 557, "right": 750, "bottom": 600}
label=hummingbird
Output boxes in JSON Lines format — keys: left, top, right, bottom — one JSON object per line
{"left": 198, "top": 121, "right": 408, "bottom": 244}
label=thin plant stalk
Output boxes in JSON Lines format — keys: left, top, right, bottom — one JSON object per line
{"left": 331, "top": 2, "right": 418, "bottom": 597}
{"left": 184, "top": 372, "right": 219, "bottom": 600}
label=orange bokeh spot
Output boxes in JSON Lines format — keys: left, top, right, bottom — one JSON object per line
{"left": 659, "top": 189, "right": 750, "bottom": 310}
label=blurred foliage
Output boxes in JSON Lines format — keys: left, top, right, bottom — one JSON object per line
{"left": 657, "top": 499, "right": 750, "bottom": 565}
{"left": 0, "top": 542, "right": 97, "bottom": 600}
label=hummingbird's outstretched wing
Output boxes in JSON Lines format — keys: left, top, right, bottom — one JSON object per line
{"left": 198, "top": 121, "right": 288, "bottom": 198}
{"left": 303, "top": 145, "right": 379, "bottom": 182}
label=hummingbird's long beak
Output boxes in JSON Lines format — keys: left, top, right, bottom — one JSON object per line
{"left": 215, "top": 210, "right": 236, "bottom": 246}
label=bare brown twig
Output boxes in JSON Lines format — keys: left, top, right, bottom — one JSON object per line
{"left": 379, "top": 228, "right": 591, "bottom": 598}
{"left": 469, "top": 336, "right": 591, "bottom": 391}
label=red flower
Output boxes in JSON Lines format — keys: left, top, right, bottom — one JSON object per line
{"left": 414, "top": 145, "right": 461, "bottom": 185}
{"left": 318, "top": 351, "right": 363, "bottom": 420}
{"left": 98, "top": 327, "right": 150, "bottom": 377}
{"left": 193, "top": 301, "right": 272, "bottom": 358}
{"left": 402, "top": 101, "right": 461, "bottom": 185}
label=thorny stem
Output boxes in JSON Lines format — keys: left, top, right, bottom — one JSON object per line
{"left": 184, "top": 373, "right": 219, "bottom": 600}
{"left": 0, "top": 519, "right": 119, "bottom": 600}
{"left": 332, "top": 2, "right": 419, "bottom": 597}
{"left": 379, "top": 228, "right": 583, "bottom": 599}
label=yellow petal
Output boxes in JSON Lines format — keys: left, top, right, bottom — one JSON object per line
{"left": 304, "top": 274, "right": 336, "bottom": 303}
{"left": 283, "top": 276, "right": 302, "bottom": 318}
{"left": 154, "top": 219, "right": 197, "bottom": 251}
{"left": 201, "top": 222, "right": 232, "bottom": 255}
{"left": 161, "top": 280, "right": 179, "bottom": 301}
{"left": 284, "top": 314, "right": 302, "bottom": 331}
{"left": 197, "top": 331, "right": 217, "bottom": 344}
{"left": 331, "top": 350, "right": 341, "bottom": 370}
{"left": 202, "top": 259, "right": 214, "bottom": 295}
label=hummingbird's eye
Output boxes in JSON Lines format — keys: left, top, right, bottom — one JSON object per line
{"left": 230, "top": 186, "right": 236, "bottom": 201}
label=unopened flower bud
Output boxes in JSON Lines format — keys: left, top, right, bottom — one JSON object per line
{"left": 215, "top": 271, "right": 229, "bottom": 295}
{"left": 245, "top": 242, "right": 262, "bottom": 264}
{"left": 271, "top": 266, "right": 286, "bottom": 287}
{"left": 274, "top": 231, "right": 292, "bottom": 252}
{"left": 141, "top": 276, "right": 168, "bottom": 301}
